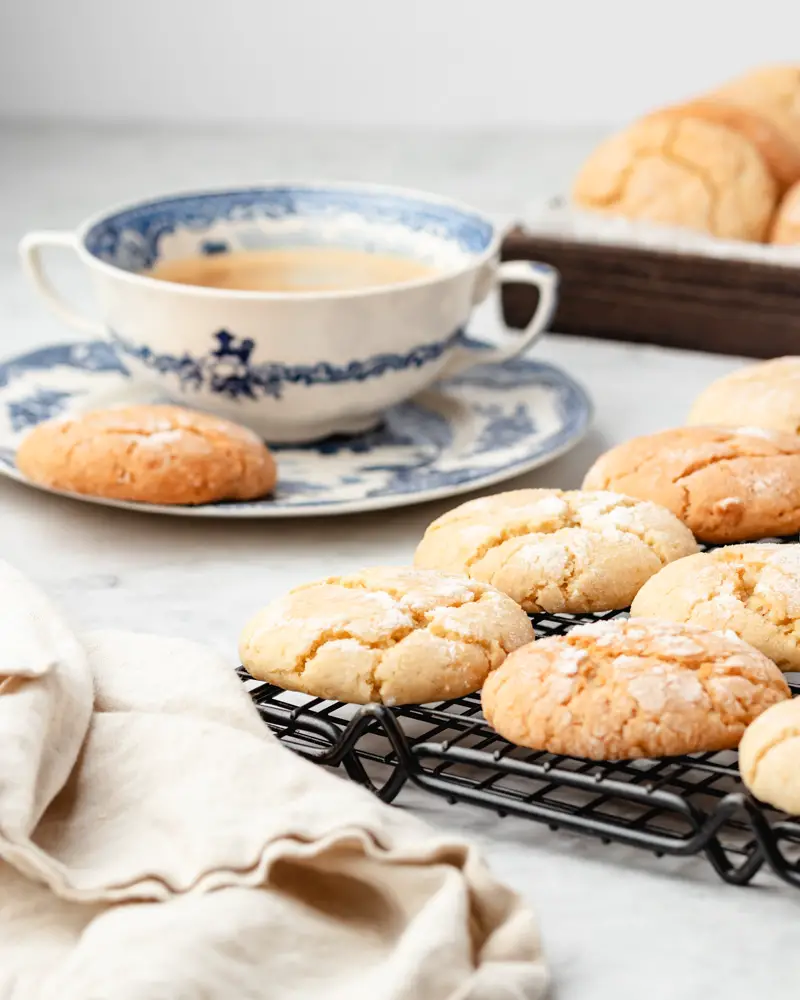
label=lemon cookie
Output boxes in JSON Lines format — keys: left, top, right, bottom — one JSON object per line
{"left": 583, "top": 426, "right": 800, "bottom": 543}
{"left": 739, "top": 698, "right": 800, "bottom": 815}
{"left": 482, "top": 618, "right": 790, "bottom": 760}
{"left": 413, "top": 489, "right": 697, "bottom": 613}
{"left": 16, "top": 404, "right": 276, "bottom": 505}
{"left": 239, "top": 566, "right": 534, "bottom": 705}
{"left": 650, "top": 98, "right": 800, "bottom": 190}
{"left": 688, "top": 357, "right": 800, "bottom": 434}
{"left": 715, "top": 65, "right": 800, "bottom": 144}
{"left": 572, "top": 116, "right": 776, "bottom": 241}
{"left": 770, "top": 180, "right": 800, "bottom": 243}
{"left": 631, "top": 544, "right": 800, "bottom": 671}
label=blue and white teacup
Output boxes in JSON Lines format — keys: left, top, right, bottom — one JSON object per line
{"left": 20, "top": 183, "right": 558, "bottom": 442}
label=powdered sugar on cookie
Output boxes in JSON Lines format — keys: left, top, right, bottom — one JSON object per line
{"left": 240, "top": 566, "right": 534, "bottom": 706}
{"left": 15, "top": 403, "right": 276, "bottom": 506}
{"left": 482, "top": 617, "right": 789, "bottom": 760}
{"left": 414, "top": 488, "right": 697, "bottom": 614}
{"left": 631, "top": 543, "right": 800, "bottom": 671}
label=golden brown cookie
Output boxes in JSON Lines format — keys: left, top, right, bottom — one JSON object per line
{"left": 715, "top": 65, "right": 800, "bottom": 142}
{"left": 582, "top": 426, "right": 800, "bottom": 543}
{"left": 649, "top": 97, "right": 800, "bottom": 190}
{"left": 631, "top": 544, "right": 800, "bottom": 671}
{"left": 687, "top": 357, "right": 800, "bottom": 435}
{"left": 16, "top": 404, "right": 276, "bottom": 506}
{"left": 413, "top": 489, "right": 698, "bottom": 613}
{"left": 482, "top": 618, "right": 790, "bottom": 760}
{"left": 572, "top": 116, "right": 777, "bottom": 241}
{"left": 739, "top": 697, "right": 800, "bottom": 815}
{"left": 239, "top": 566, "right": 534, "bottom": 705}
{"left": 770, "top": 181, "right": 800, "bottom": 242}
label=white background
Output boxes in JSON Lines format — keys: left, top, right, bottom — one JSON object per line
{"left": 1, "top": 0, "right": 800, "bottom": 128}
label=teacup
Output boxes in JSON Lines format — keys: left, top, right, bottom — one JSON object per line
{"left": 20, "top": 183, "right": 558, "bottom": 442}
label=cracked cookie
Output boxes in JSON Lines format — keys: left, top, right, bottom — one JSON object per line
{"left": 482, "top": 618, "right": 790, "bottom": 760}
{"left": 739, "top": 696, "right": 800, "bottom": 815}
{"left": 687, "top": 357, "right": 800, "bottom": 434}
{"left": 770, "top": 180, "right": 800, "bottom": 243}
{"left": 715, "top": 65, "right": 800, "bottom": 145}
{"left": 413, "top": 489, "right": 697, "bottom": 613}
{"left": 583, "top": 426, "right": 800, "bottom": 543}
{"left": 631, "top": 544, "right": 800, "bottom": 671}
{"left": 238, "top": 566, "right": 534, "bottom": 705}
{"left": 16, "top": 404, "right": 277, "bottom": 505}
{"left": 572, "top": 115, "right": 776, "bottom": 240}
{"left": 648, "top": 97, "right": 800, "bottom": 191}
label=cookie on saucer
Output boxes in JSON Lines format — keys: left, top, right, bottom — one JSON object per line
{"left": 687, "top": 357, "right": 800, "bottom": 434}
{"left": 631, "top": 544, "right": 800, "bottom": 671}
{"left": 239, "top": 566, "right": 535, "bottom": 705}
{"left": 16, "top": 404, "right": 276, "bottom": 505}
{"left": 482, "top": 618, "right": 790, "bottom": 760}
{"left": 413, "top": 489, "right": 698, "bottom": 613}
{"left": 739, "top": 697, "right": 800, "bottom": 815}
{"left": 583, "top": 426, "right": 800, "bottom": 543}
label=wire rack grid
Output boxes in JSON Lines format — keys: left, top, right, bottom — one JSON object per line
{"left": 241, "top": 601, "right": 800, "bottom": 891}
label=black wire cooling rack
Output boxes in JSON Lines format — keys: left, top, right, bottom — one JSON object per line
{"left": 241, "top": 606, "right": 800, "bottom": 892}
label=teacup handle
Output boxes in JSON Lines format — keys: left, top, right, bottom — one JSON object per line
{"left": 439, "top": 260, "right": 559, "bottom": 378}
{"left": 19, "top": 231, "right": 105, "bottom": 336}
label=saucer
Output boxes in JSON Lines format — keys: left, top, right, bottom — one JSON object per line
{"left": 0, "top": 340, "right": 591, "bottom": 517}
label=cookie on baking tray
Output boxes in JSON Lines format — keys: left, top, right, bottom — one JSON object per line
{"left": 572, "top": 115, "right": 777, "bottom": 241}
{"left": 413, "top": 489, "right": 698, "bottom": 614}
{"left": 631, "top": 544, "right": 800, "bottom": 672}
{"left": 582, "top": 426, "right": 800, "bottom": 543}
{"left": 15, "top": 404, "right": 277, "bottom": 506}
{"left": 239, "top": 566, "right": 534, "bottom": 705}
{"left": 739, "top": 697, "right": 800, "bottom": 816}
{"left": 687, "top": 357, "right": 800, "bottom": 434}
{"left": 482, "top": 618, "right": 790, "bottom": 761}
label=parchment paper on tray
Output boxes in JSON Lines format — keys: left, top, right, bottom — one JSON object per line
{"left": 523, "top": 197, "right": 800, "bottom": 266}
{"left": 0, "top": 562, "right": 547, "bottom": 1000}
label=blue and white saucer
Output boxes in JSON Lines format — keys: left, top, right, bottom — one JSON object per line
{"left": 0, "top": 340, "right": 591, "bottom": 517}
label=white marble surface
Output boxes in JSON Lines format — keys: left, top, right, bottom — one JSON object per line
{"left": 2, "top": 123, "right": 798, "bottom": 998}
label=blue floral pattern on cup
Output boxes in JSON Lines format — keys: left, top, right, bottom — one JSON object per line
{"left": 84, "top": 187, "right": 494, "bottom": 272}
{"left": 111, "top": 328, "right": 465, "bottom": 400}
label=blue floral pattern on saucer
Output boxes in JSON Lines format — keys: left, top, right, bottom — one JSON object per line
{"left": 0, "top": 340, "right": 591, "bottom": 518}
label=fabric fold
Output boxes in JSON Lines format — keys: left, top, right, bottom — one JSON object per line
{"left": 0, "top": 564, "right": 548, "bottom": 999}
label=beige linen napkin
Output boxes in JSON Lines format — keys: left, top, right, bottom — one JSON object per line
{"left": 0, "top": 562, "right": 547, "bottom": 999}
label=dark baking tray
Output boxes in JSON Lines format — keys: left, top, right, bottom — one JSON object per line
{"left": 242, "top": 603, "right": 800, "bottom": 891}
{"left": 500, "top": 226, "right": 800, "bottom": 358}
